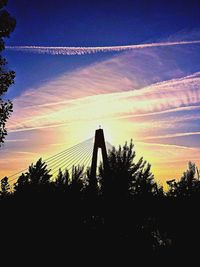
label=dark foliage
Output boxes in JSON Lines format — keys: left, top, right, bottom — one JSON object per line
{"left": 0, "top": 141, "right": 199, "bottom": 263}
{"left": 0, "top": 0, "right": 16, "bottom": 145}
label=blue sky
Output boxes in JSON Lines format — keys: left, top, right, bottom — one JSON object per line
{"left": 1, "top": 0, "right": 200, "bottom": 184}
{"left": 7, "top": 0, "right": 200, "bottom": 46}
{"left": 5, "top": 0, "right": 200, "bottom": 98}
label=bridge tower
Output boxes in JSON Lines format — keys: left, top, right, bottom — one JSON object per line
{"left": 90, "top": 128, "right": 109, "bottom": 185}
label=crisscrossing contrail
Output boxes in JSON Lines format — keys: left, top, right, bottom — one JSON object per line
{"left": 6, "top": 40, "right": 200, "bottom": 56}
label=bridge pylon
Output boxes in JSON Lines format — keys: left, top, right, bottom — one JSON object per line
{"left": 90, "top": 128, "right": 109, "bottom": 185}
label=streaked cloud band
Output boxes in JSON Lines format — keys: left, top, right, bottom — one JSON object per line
{"left": 6, "top": 40, "right": 200, "bottom": 56}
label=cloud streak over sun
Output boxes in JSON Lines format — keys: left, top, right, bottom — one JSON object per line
{"left": 6, "top": 40, "right": 200, "bottom": 56}
{"left": 6, "top": 65, "right": 200, "bottom": 136}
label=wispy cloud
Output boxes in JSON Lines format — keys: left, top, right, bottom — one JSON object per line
{"left": 135, "top": 141, "right": 197, "bottom": 150}
{"left": 139, "top": 132, "right": 200, "bottom": 140}
{"left": 5, "top": 139, "right": 28, "bottom": 142}
{"left": 1, "top": 42, "right": 200, "bottom": 182}
{"left": 6, "top": 40, "right": 200, "bottom": 56}
{"left": 7, "top": 70, "right": 200, "bottom": 133}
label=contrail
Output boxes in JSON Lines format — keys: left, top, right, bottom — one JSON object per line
{"left": 6, "top": 40, "right": 200, "bottom": 56}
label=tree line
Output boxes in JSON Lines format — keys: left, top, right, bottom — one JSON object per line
{"left": 0, "top": 141, "right": 200, "bottom": 260}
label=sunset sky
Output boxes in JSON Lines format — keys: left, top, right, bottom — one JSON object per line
{"left": 1, "top": 0, "right": 200, "bottom": 185}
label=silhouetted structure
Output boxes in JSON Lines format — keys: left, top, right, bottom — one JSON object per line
{"left": 90, "top": 128, "right": 109, "bottom": 186}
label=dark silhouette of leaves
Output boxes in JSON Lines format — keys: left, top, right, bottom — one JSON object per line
{"left": 0, "top": 0, "right": 16, "bottom": 145}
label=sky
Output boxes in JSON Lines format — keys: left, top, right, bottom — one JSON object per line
{"left": 1, "top": 0, "right": 200, "bottom": 185}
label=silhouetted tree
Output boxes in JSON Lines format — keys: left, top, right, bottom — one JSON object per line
{"left": 0, "top": 0, "right": 16, "bottom": 145}
{"left": 27, "top": 158, "right": 52, "bottom": 185}
{"left": 99, "top": 140, "right": 157, "bottom": 199}
{"left": 0, "top": 176, "right": 10, "bottom": 197}
{"left": 14, "top": 158, "right": 52, "bottom": 194}
{"left": 55, "top": 168, "right": 69, "bottom": 186}
{"left": 13, "top": 173, "right": 29, "bottom": 194}
{"left": 132, "top": 160, "right": 158, "bottom": 198}
{"left": 69, "top": 165, "right": 85, "bottom": 198}
{"left": 99, "top": 140, "right": 135, "bottom": 198}
{"left": 55, "top": 168, "right": 69, "bottom": 193}
{"left": 167, "top": 162, "right": 200, "bottom": 198}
